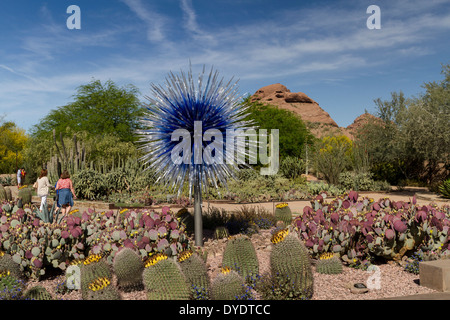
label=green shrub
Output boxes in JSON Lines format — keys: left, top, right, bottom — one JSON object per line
{"left": 280, "top": 156, "right": 305, "bottom": 180}
{"left": 73, "top": 168, "right": 107, "bottom": 200}
{"left": 439, "top": 179, "right": 450, "bottom": 198}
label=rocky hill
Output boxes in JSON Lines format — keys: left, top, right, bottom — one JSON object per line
{"left": 250, "top": 83, "right": 378, "bottom": 139}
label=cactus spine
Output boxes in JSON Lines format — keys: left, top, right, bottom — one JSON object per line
{"left": 112, "top": 248, "right": 144, "bottom": 292}
{"left": 178, "top": 250, "right": 210, "bottom": 299}
{"left": 270, "top": 228, "right": 314, "bottom": 299}
{"left": 315, "top": 253, "right": 343, "bottom": 275}
{"left": 274, "top": 203, "right": 292, "bottom": 226}
{"left": 142, "top": 253, "right": 190, "bottom": 300}
{"left": 222, "top": 234, "right": 259, "bottom": 283}
{"left": 210, "top": 267, "right": 245, "bottom": 300}
{"left": 80, "top": 254, "right": 112, "bottom": 300}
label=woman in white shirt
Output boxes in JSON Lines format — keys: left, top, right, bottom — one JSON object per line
{"left": 36, "top": 169, "right": 52, "bottom": 211}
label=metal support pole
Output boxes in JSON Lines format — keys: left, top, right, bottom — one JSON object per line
{"left": 193, "top": 177, "right": 203, "bottom": 247}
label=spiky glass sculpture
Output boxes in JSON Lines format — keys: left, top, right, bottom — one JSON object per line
{"left": 137, "top": 65, "right": 257, "bottom": 245}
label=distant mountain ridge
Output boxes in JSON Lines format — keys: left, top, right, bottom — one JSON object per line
{"left": 250, "top": 83, "right": 378, "bottom": 139}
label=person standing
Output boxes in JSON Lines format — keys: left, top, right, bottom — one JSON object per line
{"left": 21, "top": 168, "right": 26, "bottom": 185}
{"left": 17, "top": 168, "right": 22, "bottom": 188}
{"left": 55, "top": 170, "right": 77, "bottom": 217}
{"left": 36, "top": 169, "right": 52, "bottom": 212}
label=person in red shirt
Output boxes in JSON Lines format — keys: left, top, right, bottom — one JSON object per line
{"left": 55, "top": 170, "right": 77, "bottom": 217}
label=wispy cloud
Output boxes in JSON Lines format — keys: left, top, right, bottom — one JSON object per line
{"left": 179, "top": 0, "right": 215, "bottom": 44}
{"left": 121, "top": 0, "right": 168, "bottom": 42}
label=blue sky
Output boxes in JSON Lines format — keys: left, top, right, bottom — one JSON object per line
{"left": 1, "top": 0, "right": 449, "bottom": 133}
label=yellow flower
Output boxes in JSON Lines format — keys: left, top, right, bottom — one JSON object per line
{"left": 69, "top": 209, "right": 79, "bottom": 215}
{"left": 88, "top": 277, "right": 110, "bottom": 291}
{"left": 119, "top": 209, "right": 128, "bottom": 214}
{"left": 83, "top": 254, "right": 102, "bottom": 265}
{"left": 275, "top": 203, "right": 289, "bottom": 209}
{"left": 319, "top": 252, "right": 335, "bottom": 260}
{"left": 178, "top": 250, "right": 193, "bottom": 263}
{"left": 220, "top": 266, "right": 231, "bottom": 274}
{"left": 270, "top": 228, "right": 289, "bottom": 244}
{"left": 144, "top": 253, "right": 168, "bottom": 267}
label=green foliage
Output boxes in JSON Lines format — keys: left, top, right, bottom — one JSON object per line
{"left": 243, "top": 97, "right": 314, "bottom": 159}
{"left": 0, "top": 272, "right": 26, "bottom": 300}
{"left": 73, "top": 168, "right": 108, "bottom": 200}
{"left": 439, "top": 179, "right": 450, "bottom": 198}
{"left": 306, "top": 181, "right": 345, "bottom": 196}
{"left": 210, "top": 269, "right": 246, "bottom": 300}
{"left": 355, "top": 64, "right": 450, "bottom": 185}
{"left": 0, "top": 120, "right": 28, "bottom": 174}
{"left": 279, "top": 156, "right": 305, "bottom": 180}
{"left": 142, "top": 257, "right": 190, "bottom": 300}
{"left": 313, "top": 135, "right": 353, "bottom": 185}
{"left": 31, "top": 79, "right": 143, "bottom": 143}
{"left": 339, "top": 171, "right": 391, "bottom": 192}
{"left": 269, "top": 232, "right": 314, "bottom": 299}
{"left": 112, "top": 248, "right": 144, "bottom": 292}
{"left": 222, "top": 234, "right": 259, "bottom": 282}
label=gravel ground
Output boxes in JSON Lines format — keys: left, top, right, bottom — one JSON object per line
{"left": 24, "top": 229, "right": 437, "bottom": 301}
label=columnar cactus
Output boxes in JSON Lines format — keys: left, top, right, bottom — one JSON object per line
{"left": 112, "top": 248, "right": 144, "bottom": 292}
{"left": 222, "top": 234, "right": 259, "bottom": 283}
{"left": 210, "top": 267, "right": 245, "bottom": 300}
{"left": 214, "top": 226, "right": 230, "bottom": 240}
{"left": 270, "top": 228, "right": 314, "bottom": 299}
{"left": 315, "top": 252, "right": 343, "bottom": 274}
{"left": 142, "top": 253, "right": 190, "bottom": 300}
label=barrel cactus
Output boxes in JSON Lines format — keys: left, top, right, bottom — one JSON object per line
{"left": 80, "top": 254, "right": 112, "bottom": 300}
{"left": 222, "top": 234, "right": 259, "bottom": 283}
{"left": 178, "top": 250, "right": 210, "bottom": 299}
{"left": 315, "top": 252, "right": 343, "bottom": 274}
{"left": 84, "top": 276, "right": 122, "bottom": 300}
{"left": 18, "top": 187, "right": 32, "bottom": 205}
{"left": 142, "top": 253, "right": 190, "bottom": 300}
{"left": 214, "top": 226, "right": 230, "bottom": 240}
{"left": 269, "top": 228, "right": 314, "bottom": 299}
{"left": 0, "top": 251, "right": 23, "bottom": 280}
{"left": 274, "top": 203, "right": 292, "bottom": 226}
{"left": 113, "top": 248, "right": 144, "bottom": 292}
{"left": 210, "top": 267, "right": 246, "bottom": 300}
{"left": 24, "top": 285, "right": 53, "bottom": 300}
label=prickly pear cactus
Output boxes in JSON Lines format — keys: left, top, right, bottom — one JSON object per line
{"left": 210, "top": 267, "right": 245, "bottom": 300}
{"left": 274, "top": 203, "right": 292, "bottom": 226}
{"left": 113, "top": 248, "right": 144, "bottom": 292}
{"left": 142, "top": 253, "right": 190, "bottom": 300}
{"left": 270, "top": 228, "right": 314, "bottom": 299}
{"left": 315, "top": 252, "right": 343, "bottom": 274}
{"left": 178, "top": 250, "right": 210, "bottom": 299}
{"left": 222, "top": 234, "right": 259, "bottom": 283}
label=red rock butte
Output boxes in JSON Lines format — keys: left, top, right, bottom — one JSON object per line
{"left": 250, "top": 83, "right": 379, "bottom": 139}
